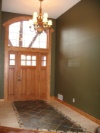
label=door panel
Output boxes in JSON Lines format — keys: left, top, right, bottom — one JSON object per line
{"left": 8, "top": 51, "right": 47, "bottom": 101}
{"left": 17, "top": 52, "right": 39, "bottom": 100}
{"left": 40, "top": 69, "right": 47, "bottom": 99}
{"left": 39, "top": 54, "right": 47, "bottom": 99}
{"left": 8, "top": 68, "right": 16, "bottom": 97}
{"left": 8, "top": 52, "right": 17, "bottom": 100}
{"left": 18, "top": 67, "right": 38, "bottom": 100}
{"left": 20, "top": 69, "right": 27, "bottom": 95}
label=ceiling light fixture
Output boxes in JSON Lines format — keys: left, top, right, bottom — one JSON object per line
{"left": 29, "top": 0, "right": 53, "bottom": 33}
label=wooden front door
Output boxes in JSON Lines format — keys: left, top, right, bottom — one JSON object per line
{"left": 8, "top": 51, "right": 47, "bottom": 101}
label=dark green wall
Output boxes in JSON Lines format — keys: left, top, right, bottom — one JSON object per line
{"left": 0, "top": 0, "right": 1, "bottom": 35}
{"left": 56, "top": 0, "right": 100, "bottom": 119}
{"left": 51, "top": 19, "right": 56, "bottom": 96}
{"left": 0, "top": 11, "right": 56, "bottom": 98}
{"left": 0, "top": 0, "right": 4, "bottom": 99}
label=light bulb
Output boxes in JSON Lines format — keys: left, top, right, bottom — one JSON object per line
{"left": 43, "top": 13, "right": 48, "bottom": 18}
{"left": 33, "top": 17, "right": 37, "bottom": 23}
{"left": 48, "top": 20, "right": 52, "bottom": 26}
{"left": 33, "top": 12, "right": 38, "bottom": 17}
{"left": 43, "top": 18, "right": 48, "bottom": 23}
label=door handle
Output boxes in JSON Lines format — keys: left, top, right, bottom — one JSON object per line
{"left": 18, "top": 70, "right": 22, "bottom": 81}
{"left": 18, "top": 75, "right": 21, "bottom": 81}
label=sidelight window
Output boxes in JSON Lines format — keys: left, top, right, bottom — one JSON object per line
{"left": 9, "top": 54, "right": 15, "bottom": 65}
{"left": 41, "top": 56, "right": 47, "bottom": 66}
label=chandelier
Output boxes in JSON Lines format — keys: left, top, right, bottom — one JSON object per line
{"left": 29, "top": 0, "right": 52, "bottom": 33}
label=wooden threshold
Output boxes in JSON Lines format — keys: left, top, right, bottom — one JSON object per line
{"left": 51, "top": 96, "right": 100, "bottom": 125}
{"left": 0, "top": 126, "right": 56, "bottom": 133}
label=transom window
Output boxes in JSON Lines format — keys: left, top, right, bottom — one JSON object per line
{"left": 9, "top": 21, "right": 47, "bottom": 48}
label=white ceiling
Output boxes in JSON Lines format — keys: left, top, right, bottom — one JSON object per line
{"left": 2, "top": 0, "right": 81, "bottom": 19}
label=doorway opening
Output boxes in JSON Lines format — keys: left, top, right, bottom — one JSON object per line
{"left": 3, "top": 16, "right": 53, "bottom": 101}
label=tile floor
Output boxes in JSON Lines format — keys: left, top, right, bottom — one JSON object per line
{"left": 13, "top": 100, "right": 85, "bottom": 132}
{"left": 0, "top": 99, "right": 99, "bottom": 133}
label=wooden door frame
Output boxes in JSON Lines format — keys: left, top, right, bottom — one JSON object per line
{"left": 3, "top": 16, "right": 54, "bottom": 101}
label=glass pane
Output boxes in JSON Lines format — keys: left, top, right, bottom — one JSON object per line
{"left": 27, "top": 56, "right": 31, "bottom": 60}
{"left": 27, "top": 61, "right": 31, "bottom": 66}
{"left": 23, "top": 40, "right": 30, "bottom": 47}
{"left": 32, "top": 61, "right": 36, "bottom": 66}
{"left": 9, "top": 22, "right": 20, "bottom": 47}
{"left": 41, "top": 61, "right": 46, "bottom": 66}
{"left": 9, "top": 22, "right": 20, "bottom": 32}
{"left": 10, "top": 54, "right": 15, "bottom": 59}
{"left": 32, "top": 56, "right": 36, "bottom": 60}
{"left": 39, "top": 32, "right": 47, "bottom": 48}
{"left": 11, "top": 39, "right": 19, "bottom": 47}
{"left": 21, "top": 55, "right": 26, "bottom": 60}
{"left": 21, "top": 61, "right": 25, "bottom": 66}
{"left": 32, "top": 42, "right": 39, "bottom": 48}
{"left": 23, "top": 21, "right": 36, "bottom": 48}
{"left": 10, "top": 60, "right": 15, "bottom": 65}
{"left": 9, "top": 21, "right": 47, "bottom": 49}
{"left": 42, "top": 56, "right": 46, "bottom": 61}
{"left": 40, "top": 42, "right": 47, "bottom": 48}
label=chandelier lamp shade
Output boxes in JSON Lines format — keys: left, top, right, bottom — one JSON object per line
{"left": 29, "top": 0, "right": 53, "bottom": 33}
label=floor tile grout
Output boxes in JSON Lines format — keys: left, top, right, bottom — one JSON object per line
{"left": 0, "top": 99, "right": 99, "bottom": 133}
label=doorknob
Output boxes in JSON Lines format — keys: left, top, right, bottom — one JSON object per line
{"left": 18, "top": 70, "right": 22, "bottom": 81}
{"left": 18, "top": 75, "right": 21, "bottom": 81}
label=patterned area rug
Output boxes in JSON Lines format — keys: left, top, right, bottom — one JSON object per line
{"left": 13, "top": 100, "right": 87, "bottom": 132}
